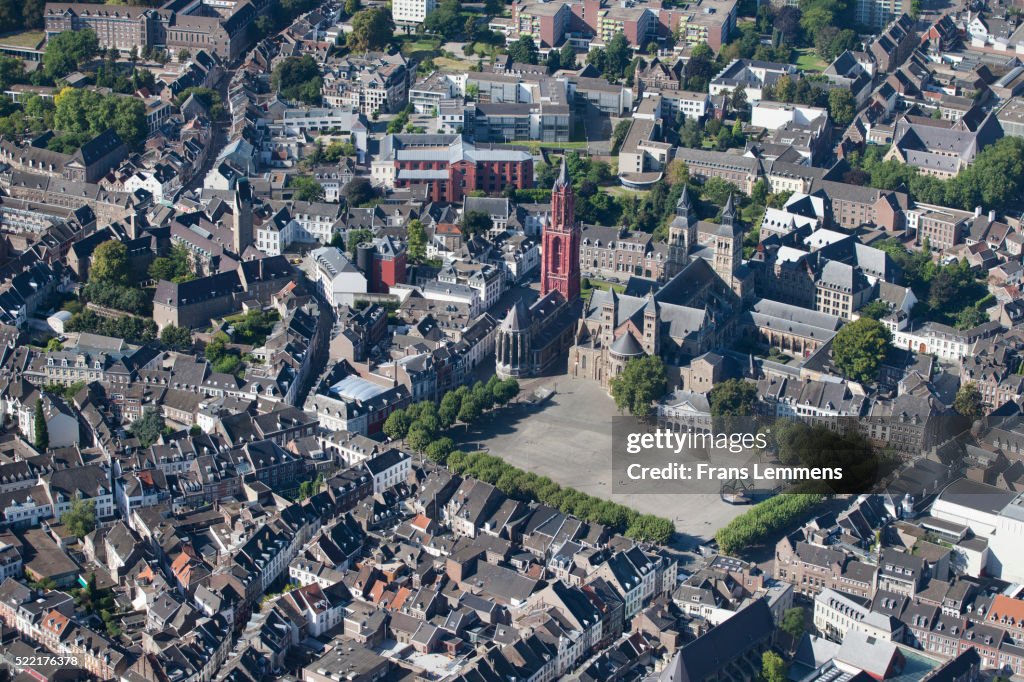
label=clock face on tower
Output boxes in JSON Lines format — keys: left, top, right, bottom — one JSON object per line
{"left": 541, "top": 159, "right": 580, "bottom": 302}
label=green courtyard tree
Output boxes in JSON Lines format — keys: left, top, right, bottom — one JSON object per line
{"left": 609, "top": 355, "right": 668, "bottom": 418}
{"left": 832, "top": 317, "right": 891, "bottom": 383}
{"left": 33, "top": 399, "right": 48, "bottom": 450}
{"left": 90, "top": 240, "right": 131, "bottom": 287}
{"left": 954, "top": 382, "right": 984, "bottom": 420}
{"left": 130, "top": 407, "right": 165, "bottom": 448}
{"left": 762, "top": 651, "right": 787, "bottom": 682}
{"left": 63, "top": 499, "right": 96, "bottom": 538}
{"left": 291, "top": 175, "right": 325, "bottom": 202}
{"left": 160, "top": 325, "right": 193, "bottom": 351}
{"left": 709, "top": 378, "right": 758, "bottom": 417}
{"left": 461, "top": 210, "right": 492, "bottom": 237}
{"left": 781, "top": 606, "right": 806, "bottom": 641}
{"left": 407, "top": 219, "right": 427, "bottom": 262}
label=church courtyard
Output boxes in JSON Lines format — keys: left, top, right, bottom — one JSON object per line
{"left": 453, "top": 374, "right": 750, "bottom": 547}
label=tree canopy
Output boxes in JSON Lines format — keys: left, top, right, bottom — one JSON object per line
{"left": 63, "top": 499, "right": 96, "bottom": 539}
{"left": 130, "top": 407, "right": 166, "bottom": 448}
{"left": 954, "top": 382, "right": 984, "bottom": 420}
{"left": 831, "top": 317, "right": 891, "bottom": 384}
{"left": 271, "top": 55, "right": 322, "bottom": 104}
{"left": 349, "top": 9, "right": 393, "bottom": 52}
{"left": 44, "top": 29, "right": 98, "bottom": 80}
{"left": 54, "top": 87, "right": 147, "bottom": 148}
{"left": 609, "top": 355, "right": 668, "bottom": 418}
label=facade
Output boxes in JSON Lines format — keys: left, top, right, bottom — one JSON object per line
{"left": 392, "top": 0, "right": 437, "bottom": 24}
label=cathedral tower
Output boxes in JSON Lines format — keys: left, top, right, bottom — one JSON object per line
{"left": 666, "top": 185, "right": 697, "bottom": 278}
{"left": 713, "top": 192, "right": 741, "bottom": 283}
{"left": 541, "top": 158, "right": 581, "bottom": 302}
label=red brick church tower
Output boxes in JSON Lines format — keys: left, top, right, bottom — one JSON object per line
{"left": 541, "top": 158, "right": 581, "bottom": 302}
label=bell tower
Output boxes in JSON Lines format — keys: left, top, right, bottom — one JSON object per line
{"left": 667, "top": 185, "right": 696, "bottom": 278}
{"left": 541, "top": 158, "right": 581, "bottom": 302}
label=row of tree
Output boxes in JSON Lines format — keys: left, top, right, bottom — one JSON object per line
{"left": 716, "top": 493, "right": 824, "bottom": 555}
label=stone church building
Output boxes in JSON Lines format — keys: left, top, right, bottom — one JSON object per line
{"left": 569, "top": 187, "right": 753, "bottom": 389}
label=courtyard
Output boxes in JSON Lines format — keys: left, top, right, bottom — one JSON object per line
{"left": 454, "top": 373, "right": 750, "bottom": 548}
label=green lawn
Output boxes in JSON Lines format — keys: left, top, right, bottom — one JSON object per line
{"left": 400, "top": 39, "right": 442, "bottom": 54}
{"left": 794, "top": 48, "right": 827, "bottom": 73}
{"left": 581, "top": 279, "right": 625, "bottom": 297}
{"left": 521, "top": 140, "right": 592, "bottom": 153}
{"left": 0, "top": 31, "right": 44, "bottom": 49}
{"left": 434, "top": 56, "right": 479, "bottom": 72}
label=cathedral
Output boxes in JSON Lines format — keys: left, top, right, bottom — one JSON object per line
{"left": 495, "top": 160, "right": 580, "bottom": 379}
{"left": 569, "top": 187, "right": 753, "bottom": 389}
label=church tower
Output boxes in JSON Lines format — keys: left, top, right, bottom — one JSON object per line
{"left": 713, "top": 192, "right": 741, "bottom": 283}
{"left": 541, "top": 158, "right": 581, "bottom": 302}
{"left": 666, "top": 185, "right": 697, "bottom": 278}
{"left": 233, "top": 178, "right": 253, "bottom": 257}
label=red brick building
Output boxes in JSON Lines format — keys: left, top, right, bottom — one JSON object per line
{"left": 541, "top": 158, "right": 581, "bottom": 302}
{"left": 379, "top": 134, "right": 534, "bottom": 203}
{"left": 369, "top": 236, "right": 407, "bottom": 293}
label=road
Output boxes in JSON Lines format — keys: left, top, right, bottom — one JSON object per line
{"left": 183, "top": 63, "right": 234, "bottom": 192}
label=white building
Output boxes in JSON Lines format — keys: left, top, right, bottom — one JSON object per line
{"left": 751, "top": 102, "right": 829, "bottom": 130}
{"left": 309, "top": 246, "right": 368, "bottom": 308}
{"left": 813, "top": 588, "right": 900, "bottom": 642}
{"left": 392, "top": 0, "right": 437, "bottom": 24}
{"left": 930, "top": 478, "right": 1024, "bottom": 583}
{"left": 363, "top": 448, "right": 411, "bottom": 494}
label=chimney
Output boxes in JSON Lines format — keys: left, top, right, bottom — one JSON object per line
{"left": 989, "top": 210, "right": 996, "bottom": 222}
{"left": 975, "top": 206, "right": 982, "bottom": 217}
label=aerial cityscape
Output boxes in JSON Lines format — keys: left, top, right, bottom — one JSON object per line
{"left": 0, "top": 0, "right": 1023, "bottom": 679}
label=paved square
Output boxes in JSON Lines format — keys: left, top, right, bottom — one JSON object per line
{"left": 456, "top": 374, "right": 749, "bottom": 546}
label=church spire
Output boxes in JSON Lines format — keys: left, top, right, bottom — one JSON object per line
{"left": 722, "top": 192, "right": 736, "bottom": 222}
{"left": 553, "top": 156, "right": 570, "bottom": 190}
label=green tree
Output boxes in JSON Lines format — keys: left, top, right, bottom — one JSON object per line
{"left": 160, "top": 325, "right": 193, "bottom": 351}
{"left": 859, "top": 300, "right": 891, "bottom": 320}
{"left": 291, "top": 175, "right": 325, "bottom": 202}
{"left": 130, "top": 407, "right": 165, "bottom": 448}
{"left": 177, "top": 48, "right": 191, "bottom": 62}
{"left": 780, "top": 607, "right": 806, "bottom": 641}
{"left": 342, "top": 177, "right": 378, "bottom": 207}
{"left": 349, "top": 9, "right": 393, "bottom": 52}
{"left": 149, "top": 244, "right": 194, "bottom": 283}
{"left": 762, "top": 651, "right": 787, "bottom": 682}
{"left": 407, "top": 219, "right": 427, "bottom": 262}
{"left": 425, "top": 437, "right": 455, "bottom": 463}
{"left": 345, "top": 0, "right": 361, "bottom": 15}
{"left": 954, "top": 382, "right": 984, "bottom": 419}
{"left": 62, "top": 499, "right": 96, "bottom": 539}
{"left": 45, "top": 338, "right": 63, "bottom": 352}
{"left": 508, "top": 35, "right": 539, "bottom": 65}
{"left": 832, "top": 317, "right": 891, "bottom": 383}
{"left": 384, "top": 409, "right": 411, "bottom": 441}
{"left": 603, "top": 32, "right": 631, "bottom": 79}
{"left": 461, "top": 210, "right": 492, "bottom": 236}
{"left": 708, "top": 378, "right": 756, "bottom": 417}
{"left": 560, "top": 43, "right": 577, "bottom": 69}
{"left": 611, "top": 119, "right": 632, "bottom": 154}
{"left": 44, "top": 29, "right": 98, "bottom": 79}
{"left": 457, "top": 394, "right": 484, "bottom": 424}
{"left": 33, "top": 399, "right": 48, "bottom": 450}
{"left": 828, "top": 88, "right": 856, "bottom": 127}
{"left": 272, "top": 55, "right": 322, "bottom": 104}
{"left": 609, "top": 355, "right": 668, "bottom": 418}
{"left": 89, "top": 240, "right": 131, "bottom": 287}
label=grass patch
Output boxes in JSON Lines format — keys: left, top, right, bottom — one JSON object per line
{"left": 521, "top": 140, "right": 593, "bottom": 153}
{"left": 434, "top": 56, "right": 478, "bottom": 72}
{"left": 400, "top": 38, "right": 442, "bottom": 56}
{"left": 581, "top": 278, "right": 625, "bottom": 297}
{"left": 794, "top": 48, "right": 827, "bottom": 73}
{"left": 0, "top": 31, "right": 44, "bottom": 49}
